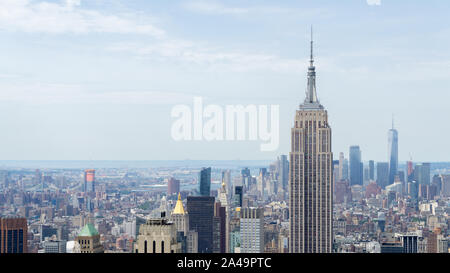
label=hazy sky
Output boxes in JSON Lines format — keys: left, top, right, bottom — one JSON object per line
{"left": 0, "top": 0, "right": 449, "bottom": 162}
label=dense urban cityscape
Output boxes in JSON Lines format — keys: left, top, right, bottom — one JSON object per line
{"left": 1, "top": 157, "right": 449, "bottom": 253}
{"left": 1, "top": 38, "right": 449, "bottom": 254}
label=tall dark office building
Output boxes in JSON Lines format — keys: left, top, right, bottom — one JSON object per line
{"left": 187, "top": 196, "right": 214, "bottom": 253}
{"left": 234, "top": 186, "right": 243, "bottom": 207}
{"left": 376, "top": 162, "right": 389, "bottom": 189}
{"left": 198, "top": 167, "right": 211, "bottom": 196}
{"left": 0, "top": 217, "right": 27, "bottom": 253}
{"left": 369, "top": 160, "right": 375, "bottom": 180}
{"left": 388, "top": 121, "right": 399, "bottom": 185}
{"left": 349, "top": 146, "right": 362, "bottom": 186}
{"left": 289, "top": 32, "right": 333, "bottom": 253}
{"left": 401, "top": 235, "right": 418, "bottom": 253}
{"left": 241, "top": 168, "right": 251, "bottom": 177}
{"left": 213, "top": 202, "right": 226, "bottom": 253}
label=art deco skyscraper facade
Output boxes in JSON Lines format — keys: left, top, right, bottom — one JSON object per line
{"left": 289, "top": 33, "right": 333, "bottom": 253}
{"left": 388, "top": 120, "right": 399, "bottom": 185}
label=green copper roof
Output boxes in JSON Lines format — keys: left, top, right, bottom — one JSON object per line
{"left": 78, "top": 223, "right": 99, "bottom": 237}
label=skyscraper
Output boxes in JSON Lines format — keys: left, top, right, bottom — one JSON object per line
{"left": 369, "top": 160, "right": 375, "bottom": 180}
{"left": 349, "top": 146, "right": 362, "bottom": 186}
{"left": 407, "top": 160, "right": 414, "bottom": 182}
{"left": 84, "top": 169, "right": 95, "bottom": 194}
{"left": 213, "top": 202, "right": 226, "bottom": 253}
{"left": 198, "top": 167, "right": 211, "bottom": 196}
{"left": 289, "top": 32, "right": 333, "bottom": 253}
{"left": 388, "top": 120, "right": 399, "bottom": 185}
{"left": 0, "top": 217, "right": 27, "bottom": 253}
{"left": 234, "top": 186, "right": 243, "bottom": 207}
{"left": 376, "top": 162, "right": 389, "bottom": 189}
{"left": 241, "top": 168, "right": 251, "bottom": 189}
{"left": 167, "top": 177, "right": 180, "bottom": 196}
{"left": 338, "top": 152, "right": 346, "bottom": 181}
{"left": 171, "top": 193, "right": 189, "bottom": 234}
{"left": 278, "top": 155, "right": 289, "bottom": 193}
{"left": 187, "top": 196, "right": 214, "bottom": 253}
{"left": 240, "top": 207, "right": 264, "bottom": 253}
{"left": 415, "top": 163, "right": 431, "bottom": 185}
{"left": 221, "top": 170, "right": 232, "bottom": 195}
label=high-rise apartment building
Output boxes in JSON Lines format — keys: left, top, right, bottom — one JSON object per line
{"left": 199, "top": 167, "right": 211, "bottom": 196}
{"left": 240, "top": 207, "right": 264, "bottom": 253}
{"left": 0, "top": 217, "right": 27, "bottom": 253}
{"left": 289, "top": 33, "right": 333, "bottom": 253}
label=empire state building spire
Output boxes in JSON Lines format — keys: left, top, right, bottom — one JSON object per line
{"left": 290, "top": 29, "right": 333, "bottom": 253}
{"left": 301, "top": 26, "right": 323, "bottom": 110}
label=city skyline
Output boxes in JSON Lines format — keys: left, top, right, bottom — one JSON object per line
{"left": 0, "top": 1, "right": 449, "bottom": 161}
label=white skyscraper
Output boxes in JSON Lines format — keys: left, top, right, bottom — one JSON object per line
{"left": 240, "top": 207, "right": 264, "bottom": 253}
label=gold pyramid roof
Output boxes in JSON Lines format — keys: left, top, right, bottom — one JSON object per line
{"left": 172, "top": 193, "right": 186, "bottom": 215}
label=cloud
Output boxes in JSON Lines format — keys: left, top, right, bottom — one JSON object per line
{"left": 0, "top": 0, "right": 165, "bottom": 37}
{"left": 182, "top": 1, "right": 327, "bottom": 18}
{"left": 366, "top": 0, "right": 381, "bottom": 6}
{"left": 0, "top": 82, "right": 194, "bottom": 105}
{"left": 182, "top": 1, "right": 249, "bottom": 15}
{"left": 107, "top": 40, "right": 305, "bottom": 73}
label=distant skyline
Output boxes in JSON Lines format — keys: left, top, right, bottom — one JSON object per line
{"left": 0, "top": 0, "right": 449, "bottom": 161}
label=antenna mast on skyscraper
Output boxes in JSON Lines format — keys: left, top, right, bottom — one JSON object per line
{"left": 310, "top": 25, "right": 314, "bottom": 66}
{"left": 392, "top": 113, "right": 394, "bottom": 129}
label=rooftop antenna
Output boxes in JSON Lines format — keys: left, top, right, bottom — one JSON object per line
{"left": 310, "top": 25, "right": 314, "bottom": 67}
{"left": 392, "top": 113, "right": 394, "bottom": 129}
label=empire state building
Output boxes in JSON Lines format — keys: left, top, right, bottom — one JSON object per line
{"left": 289, "top": 33, "right": 333, "bottom": 253}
